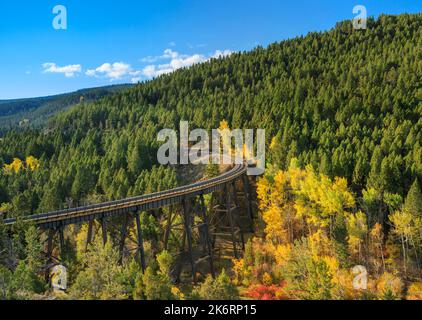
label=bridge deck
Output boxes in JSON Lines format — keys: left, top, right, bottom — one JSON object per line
{"left": 3, "top": 164, "right": 247, "bottom": 229}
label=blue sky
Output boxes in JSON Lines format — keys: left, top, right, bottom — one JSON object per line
{"left": 0, "top": 1, "right": 420, "bottom": 99}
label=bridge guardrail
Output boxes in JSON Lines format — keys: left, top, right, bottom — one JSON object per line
{"left": 3, "top": 164, "right": 247, "bottom": 227}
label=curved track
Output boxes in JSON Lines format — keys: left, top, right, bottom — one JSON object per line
{"left": 3, "top": 164, "right": 247, "bottom": 229}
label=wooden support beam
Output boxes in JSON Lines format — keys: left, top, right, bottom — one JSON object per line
{"left": 45, "top": 229, "right": 55, "bottom": 283}
{"left": 59, "top": 227, "right": 65, "bottom": 260}
{"left": 86, "top": 220, "right": 94, "bottom": 251}
{"left": 119, "top": 214, "right": 129, "bottom": 262}
{"left": 242, "top": 174, "right": 254, "bottom": 232}
{"left": 182, "top": 198, "right": 196, "bottom": 283}
{"left": 232, "top": 181, "right": 245, "bottom": 251}
{"left": 163, "top": 207, "right": 173, "bottom": 250}
{"left": 182, "top": 230, "right": 187, "bottom": 252}
{"left": 101, "top": 217, "right": 108, "bottom": 245}
{"left": 135, "top": 212, "right": 146, "bottom": 272}
{"left": 46, "top": 229, "right": 55, "bottom": 263}
{"left": 225, "top": 184, "right": 238, "bottom": 259}
{"left": 200, "top": 194, "right": 215, "bottom": 278}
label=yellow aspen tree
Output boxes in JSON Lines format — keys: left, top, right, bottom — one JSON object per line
{"left": 263, "top": 205, "right": 289, "bottom": 244}
{"left": 345, "top": 211, "right": 368, "bottom": 262}
{"left": 406, "top": 282, "right": 422, "bottom": 300}
{"left": 256, "top": 176, "right": 272, "bottom": 211}
{"left": 3, "top": 158, "right": 23, "bottom": 173}
{"left": 376, "top": 272, "right": 403, "bottom": 300}
{"left": 389, "top": 210, "right": 416, "bottom": 275}
{"left": 274, "top": 244, "right": 292, "bottom": 268}
{"left": 218, "top": 119, "right": 232, "bottom": 157}
{"left": 25, "top": 156, "right": 40, "bottom": 171}
{"left": 368, "top": 223, "right": 386, "bottom": 275}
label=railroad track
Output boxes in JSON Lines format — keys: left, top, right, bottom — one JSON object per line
{"left": 3, "top": 164, "right": 248, "bottom": 229}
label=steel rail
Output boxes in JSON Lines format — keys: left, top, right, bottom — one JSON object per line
{"left": 3, "top": 164, "right": 247, "bottom": 228}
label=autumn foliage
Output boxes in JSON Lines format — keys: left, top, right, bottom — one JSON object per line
{"left": 235, "top": 160, "right": 421, "bottom": 300}
{"left": 2, "top": 156, "right": 40, "bottom": 174}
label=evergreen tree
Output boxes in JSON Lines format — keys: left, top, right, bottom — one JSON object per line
{"left": 403, "top": 180, "right": 422, "bottom": 218}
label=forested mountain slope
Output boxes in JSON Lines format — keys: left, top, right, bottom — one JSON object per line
{"left": 0, "top": 13, "right": 420, "bottom": 215}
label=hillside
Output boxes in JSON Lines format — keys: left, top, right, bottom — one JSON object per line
{"left": 0, "top": 84, "right": 132, "bottom": 135}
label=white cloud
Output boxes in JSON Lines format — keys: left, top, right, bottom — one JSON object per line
{"left": 141, "top": 56, "right": 205, "bottom": 79}
{"left": 162, "top": 49, "right": 180, "bottom": 59}
{"left": 82, "top": 48, "right": 234, "bottom": 83}
{"left": 140, "top": 56, "right": 160, "bottom": 63}
{"left": 140, "top": 49, "right": 233, "bottom": 79}
{"left": 42, "top": 62, "right": 82, "bottom": 78}
{"left": 140, "top": 49, "right": 179, "bottom": 63}
{"left": 212, "top": 50, "right": 233, "bottom": 59}
{"left": 165, "top": 53, "right": 206, "bottom": 70}
{"left": 129, "top": 70, "right": 142, "bottom": 76}
{"left": 86, "top": 62, "right": 132, "bottom": 80}
{"left": 129, "top": 70, "right": 142, "bottom": 83}
{"left": 85, "top": 69, "right": 96, "bottom": 77}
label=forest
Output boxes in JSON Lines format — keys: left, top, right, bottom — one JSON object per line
{"left": 0, "top": 13, "right": 420, "bottom": 300}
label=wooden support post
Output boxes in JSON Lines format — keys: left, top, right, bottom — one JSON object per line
{"left": 119, "top": 214, "right": 129, "bottom": 262}
{"left": 182, "top": 230, "right": 187, "bottom": 252}
{"left": 86, "top": 220, "right": 94, "bottom": 251}
{"left": 135, "top": 212, "right": 146, "bottom": 272}
{"left": 182, "top": 198, "right": 196, "bottom": 283}
{"left": 226, "top": 184, "right": 238, "bottom": 259}
{"left": 232, "top": 181, "right": 245, "bottom": 251}
{"left": 163, "top": 207, "right": 173, "bottom": 250}
{"left": 45, "top": 229, "right": 55, "bottom": 283}
{"left": 199, "top": 194, "right": 215, "bottom": 278}
{"left": 101, "top": 217, "right": 108, "bottom": 245}
{"left": 242, "top": 174, "right": 254, "bottom": 232}
{"left": 59, "top": 227, "right": 65, "bottom": 260}
{"left": 46, "top": 229, "right": 55, "bottom": 263}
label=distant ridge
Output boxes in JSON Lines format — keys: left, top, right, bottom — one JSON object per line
{"left": 0, "top": 84, "right": 132, "bottom": 134}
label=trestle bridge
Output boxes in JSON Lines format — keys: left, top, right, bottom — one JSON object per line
{"left": 3, "top": 164, "right": 255, "bottom": 283}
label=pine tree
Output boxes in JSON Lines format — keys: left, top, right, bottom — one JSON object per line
{"left": 403, "top": 180, "right": 422, "bottom": 218}
{"left": 70, "top": 238, "right": 128, "bottom": 300}
{"left": 192, "top": 269, "right": 239, "bottom": 300}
